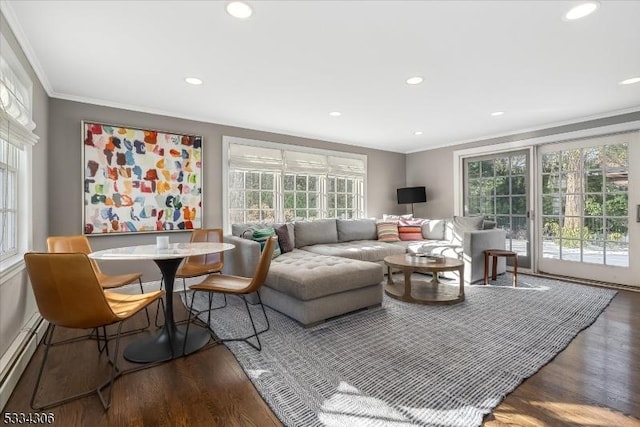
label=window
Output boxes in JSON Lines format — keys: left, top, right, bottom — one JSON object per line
{"left": 224, "top": 137, "right": 366, "bottom": 228}
{"left": 0, "top": 140, "right": 19, "bottom": 259}
{"left": 541, "top": 142, "right": 629, "bottom": 267}
{"left": 0, "top": 33, "right": 37, "bottom": 269}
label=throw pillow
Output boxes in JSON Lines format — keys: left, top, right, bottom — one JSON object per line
{"left": 451, "top": 215, "right": 484, "bottom": 244}
{"left": 248, "top": 227, "right": 282, "bottom": 258}
{"left": 376, "top": 221, "right": 400, "bottom": 242}
{"left": 274, "top": 223, "right": 294, "bottom": 253}
{"left": 397, "top": 219, "right": 424, "bottom": 241}
{"left": 382, "top": 213, "right": 413, "bottom": 221}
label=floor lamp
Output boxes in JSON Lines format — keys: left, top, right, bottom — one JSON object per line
{"left": 397, "top": 186, "right": 427, "bottom": 215}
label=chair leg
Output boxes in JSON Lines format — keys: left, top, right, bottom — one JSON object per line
{"left": 221, "top": 292, "right": 270, "bottom": 351}
{"left": 96, "top": 322, "right": 124, "bottom": 410}
{"left": 138, "top": 278, "right": 151, "bottom": 329}
{"left": 31, "top": 323, "right": 122, "bottom": 411}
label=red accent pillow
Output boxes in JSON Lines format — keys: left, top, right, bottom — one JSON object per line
{"left": 398, "top": 219, "right": 424, "bottom": 241}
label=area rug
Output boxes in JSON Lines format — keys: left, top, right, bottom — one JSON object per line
{"left": 183, "top": 275, "right": 616, "bottom": 427}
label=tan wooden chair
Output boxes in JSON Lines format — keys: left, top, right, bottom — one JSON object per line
{"left": 24, "top": 252, "right": 164, "bottom": 410}
{"left": 47, "top": 235, "right": 151, "bottom": 332}
{"left": 155, "top": 229, "right": 225, "bottom": 326}
{"left": 184, "top": 236, "right": 277, "bottom": 351}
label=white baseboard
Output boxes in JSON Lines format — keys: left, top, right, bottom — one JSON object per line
{"left": 0, "top": 313, "right": 48, "bottom": 411}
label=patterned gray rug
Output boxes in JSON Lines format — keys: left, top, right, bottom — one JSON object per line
{"left": 184, "top": 275, "right": 616, "bottom": 427}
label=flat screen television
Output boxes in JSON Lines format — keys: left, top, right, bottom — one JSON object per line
{"left": 397, "top": 186, "right": 426, "bottom": 204}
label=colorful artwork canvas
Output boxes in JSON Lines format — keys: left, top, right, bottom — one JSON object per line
{"left": 82, "top": 122, "right": 203, "bottom": 234}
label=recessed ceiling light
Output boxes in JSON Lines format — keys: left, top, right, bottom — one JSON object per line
{"left": 414, "top": 131, "right": 423, "bottom": 136}
{"left": 563, "top": 2, "right": 599, "bottom": 21}
{"left": 619, "top": 77, "right": 640, "bottom": 85}
{"left": 226, "top": 1, "right": 253, "bottom": 19}
{"left": 329, "top": 111, "right": 342, "bottom": 117}
{"left": 491, "top": 111, "right": 504, "bottom": 116}
{"left": 406, "top": 76, "right": 424, "bottom": 85}
{"left": 185, "top": 77, "right": 203, "bottom": 85}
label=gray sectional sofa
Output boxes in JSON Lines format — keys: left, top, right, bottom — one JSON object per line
{"left": 223, "top": 217, "right": 506, "bottom": 326}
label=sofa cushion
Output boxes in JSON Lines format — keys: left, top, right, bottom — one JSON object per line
{"left": 294, "top": 219, "right": 338, "bottom": 248}
{"left": 274, "top": 223, "right": 294, "bottom": 253}
{"left": 266, "top": 250, "right": 383, "bottom": 301}
{"left": 337, "top": 218, "right": 377, "bottom": 242}
{"left": 382, "top": 213, "right": 413, "bottom": 221}
{"left": 301, "top": 240, "right": 405, "bottom": 262}
{"left": 420, "top": 219, "right": 446, "bottom": 240}
{"left": 398, "top": 219, "right": 424, "bottom": 241}
{"left": 232, "top": 222, "right": 269, "bottom": 237}
{"left": 451, "top": 215, "right": 484, "bottom": 244}
{"left": 376, "top": 221, "right": 400, "bottom": 242}
{"left": 249, "top": 227, "right": 281, "bottom": 258}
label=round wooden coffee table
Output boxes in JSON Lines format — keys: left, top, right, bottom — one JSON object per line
{"left": 384, "top": 254, "right": 465, "bottom": 305}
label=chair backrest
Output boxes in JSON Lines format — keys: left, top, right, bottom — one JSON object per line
{"left": 47, "top": 235, "right": 103, "bottom": 275}
{"left": 183, "top": 228, "right": 224, "bottom": 271}
{"left": 245, "top": 236, "right": 278, "bottom": 294}
{"left": 24, "top": 252, "right": 119, "bottom": 329}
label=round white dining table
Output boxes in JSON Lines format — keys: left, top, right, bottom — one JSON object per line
{"left": 89, "top": 241, "right": 235, "bottom": 363}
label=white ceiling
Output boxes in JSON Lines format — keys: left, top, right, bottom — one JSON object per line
{"left": 3, "top": 1, "right": 640, "bottom": 153}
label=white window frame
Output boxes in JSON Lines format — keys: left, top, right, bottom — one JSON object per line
{"left": 0, "top": 33, "right": 38, "bottom": 276}
{"left": 222, "top": 136, "right": 367, "bottom": 232}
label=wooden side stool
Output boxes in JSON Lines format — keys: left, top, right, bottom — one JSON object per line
{"left": 484, "top": 249, "right": 518, "bottom": 287}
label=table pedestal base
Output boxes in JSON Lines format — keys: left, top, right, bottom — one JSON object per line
{"left": 385, "top": 275, "right": 464, "bottom": 305}
{"left": 123, "top": 324, "right": 210, "bottom": 363}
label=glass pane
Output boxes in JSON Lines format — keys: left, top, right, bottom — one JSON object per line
{"left": 261, "top": 210, "right": 275, "bottom": 222}
{"left": 308, "top": 176, "right": 318, "bottom": 191}
{"left": 337, "top": 194, "right": 347, "bottom": 208}
{"left": 560, "top": 240, "right": 581, "bottom": 262}
{"left": 483, "top": 197, "right": 495, "bottom": 214}
{"left": 606, "top": 218, "right": 628, "bottom": 241}
{"left": 583, "top": 194, "right": 603, "bottom": 217}
{"left": 496, "top": 197, "right": 510, "bottom": 214}
{"left": 583, "top": 146, "right": 602, "bottom": 170}
{"left": 494, "top": 158, "right": 509, "bottom": 176}
{"left": 542, "top": 218, "right": 560, "bottom": 238}
{"left": 229, "top": 191, "right": 244, "bottom": 209}
{"left": 346, "top": 180, "right": 353, "bottom": 192}
{"left": 328, "top": 178, "right": 336, "bottom": 192}
{"left": 512, "top": 216, "right": 528, "bottom": 256}
{"left": 543, "top": 237, "right": 559, "bottom": 259}
{"left": 542, "top": 174, "right": 560, "bottom": 194}
{"left": 582, "top": 241, "right": 604, "bottom": 264}
{"left": 562, "top": 149, "right": 581, "bottom": 172}
{"left": 337, "top": 179, "right": 346, "bottom": 192}
{"left": 511, "top": 196, "right": 526, "bottom": 214}
{"left": 247, "top": 210, "right": 260, "bottom": 222}
{"left": 496, "top": 215, "right": 510, "bottom": 229}
{"left": 494, "top": 177, "right": 509, "bottom": 195}
{"left": 246, "top": 172, "right": 260, "bottom": 190}
{"left": 328, "top": 194, "right": 336, "bottom": 209}
{"left": 296, "top": 176, "right": 307, "bottom": 191}
{"left": 261, "top": 173, "right": 274, "bottom": 190}
{"left": 295, "top": 209, "right": 306, "bottom": 219}
{"left": 229, "top": 171, "right": 244, "bottom": 189}
{"left": 585, "top": 171, "right": 603, "bottom": 192}
{"left": 561, "top": 217, "right": 582, "bottom": 237}
{"left": 584, "top": 217, "right": 604, "bottom": 241}
{"left": 605, "top": 143, "right": 628, "bottom": 167}
{"left": 510, "top": 155, "right": 526, "bottom": 175}
{"left": 7, "top": 171, "right": 16, "bottom": 208}
{"left": 296, "top": 193, "right": 307, "bottom": 208}
{"left": 245, "top": 191, "right": 260, "bottom": 208}
{"left": 542, "top": 196, "right": 562, "bottom": 215}
{"left": 346, "top": 194, "right": 353, "bottom": 208}
{"left": 308, "top": 209, "right": 319, "bottom": 219}
{"left": 510, "top": 176, "right": 526, "bottom": 195}
{"left": 284, "top": 209, "right": 295, "bottom": 222}
{"left": 284, "top": 175, "right": 295, "bottom": 191}
{"left": 468, "top": 179, "right": 482, "bottom": 197}
{"left": 467, "top": 161, "right": 480, "bottom": 178}
{"left": 605, "top": 172, "right": 628, "bottom": 192}
{"left": 262, "top": 192, "right": 274, "bottom": 207}
{"left": 606, "top": 194, "right": 627, "bottom": 216}
{"left": 606, "top": 243, "right": 628, "bottom": 267}
{"left": 542, "top": 152, "right": 560, "bottom": 173}
{"left": 480, "top": 160, "right": 494, "bottom": 177}
{"left": 6, "top": 212, "right": 15, "bottom": 250}
{"left": 309, "top": 193, "right": 317, "bottom": 208}
{"left": 563, "top": 194, "right": 582, "bottom": 218}
{"left": 468, "top": 197, "right": 481, "bottom": 215}
{"left": 284, "top": 192, "right": 294, "bottom": 209}
{"left": 229, "top": 211, "right": 245, "bottom": 224}
{"left": 481, "top": 178, "right": 495, "bottom": 195}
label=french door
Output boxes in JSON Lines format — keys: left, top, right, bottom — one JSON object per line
{"left": 463, "top": 150, "right": 532, "bottom": 269}
{"left": 537, "top": 132, "right": 638, "bottom": 285}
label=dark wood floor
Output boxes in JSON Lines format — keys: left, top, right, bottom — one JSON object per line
{"left": 4, "top": 289, "right": 640, "bottom": 426}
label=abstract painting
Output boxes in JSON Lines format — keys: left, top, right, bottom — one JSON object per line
{"left": 82, "top": 121, "right": 202, "bottom": 234}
